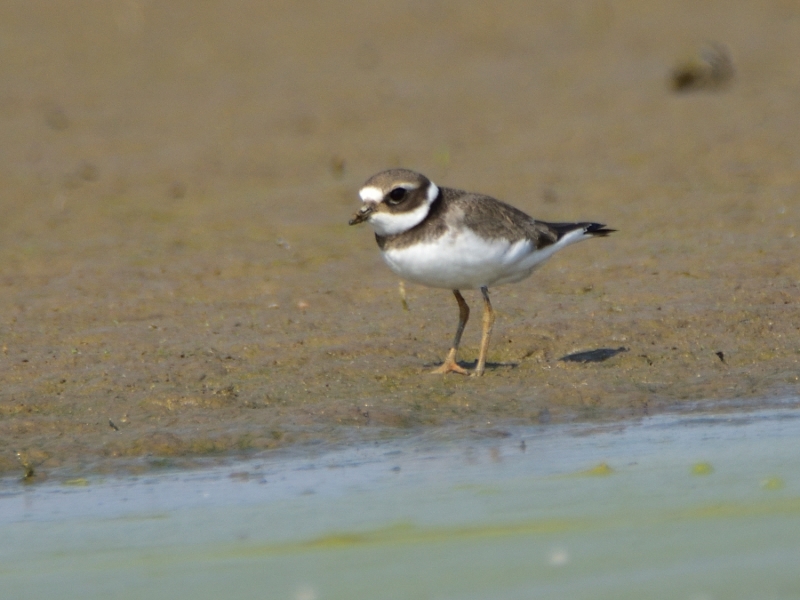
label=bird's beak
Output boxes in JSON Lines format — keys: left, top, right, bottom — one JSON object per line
{"left": 348, "top": 204, "right": 374, "bottom": 226}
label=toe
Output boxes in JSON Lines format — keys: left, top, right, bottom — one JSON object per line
{"left": 430, "top": 361, "right": 469, "bottom": 375}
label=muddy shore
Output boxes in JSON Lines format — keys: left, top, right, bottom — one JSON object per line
{"left": 1, "top": 1, "right": 798, "bottom": 476}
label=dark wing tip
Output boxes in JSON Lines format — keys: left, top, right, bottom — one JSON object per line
{"left": 547, "top": 221, "right": 616, "bottom": 240}
{"left": 585, "top": 223, "right": 615, "bottom": 237}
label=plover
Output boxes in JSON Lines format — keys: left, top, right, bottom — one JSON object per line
{"left": 349, "top": 169, "right": 613, "bottom": 376}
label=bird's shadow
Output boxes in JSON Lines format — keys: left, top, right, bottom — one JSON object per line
{"left": 425, "top": 348, "right": 627, "bottom": 373}
{"left": 424, "top": 360, "right": 519, "bottom": 373}
{"left": 559, "top": 347, "right": 628, "bottom": 363}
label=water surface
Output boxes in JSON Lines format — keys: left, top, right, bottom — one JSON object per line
{"left": 3, "top": 404, "right": 799, "bottom": 599}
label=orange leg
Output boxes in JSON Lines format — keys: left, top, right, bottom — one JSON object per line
{"left": 431, "top": 290, "right": 470, "bottom": 375}
{"left": 473, "top": 286, "right": 495, "bottom": 376}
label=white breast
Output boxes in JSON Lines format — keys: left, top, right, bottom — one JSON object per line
{"left": 381, "top": 229, "right": 530, "bottom": 289}
{"left": 381, "top": 226, "right": 593, "bottom": 289}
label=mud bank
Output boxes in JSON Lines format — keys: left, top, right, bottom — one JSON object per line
{"left": 1, "top": 1, "right": 798, "bottom": 475}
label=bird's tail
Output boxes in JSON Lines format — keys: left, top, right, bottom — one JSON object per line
{"left": 550, "top": 222, "right": 615, "bottom": 240}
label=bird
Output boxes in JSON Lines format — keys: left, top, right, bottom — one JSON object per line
{"left": 349, "top": 169, "right": 614, "bottom": 376}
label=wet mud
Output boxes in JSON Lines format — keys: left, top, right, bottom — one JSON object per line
{"left": 1, "top": 1, "right": 799, "bottom": 475}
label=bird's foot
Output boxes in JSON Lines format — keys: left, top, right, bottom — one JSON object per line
{"left": 430, "top": 355, "right": 469, "bottom": 375}
{"left": 470, "top": 364, "right": 486, "bottom": 377}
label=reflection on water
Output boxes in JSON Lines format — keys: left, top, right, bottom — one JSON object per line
{"left": 2, "top": 403, "right": 800, "bottom": 600}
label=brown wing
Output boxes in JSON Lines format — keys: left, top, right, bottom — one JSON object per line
{"left": 454, "top": 191, "right": 561, "bottom": 249}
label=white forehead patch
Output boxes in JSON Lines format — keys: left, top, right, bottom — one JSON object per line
{"left": 359, "top": 186, "right": 384, "bottom": 203}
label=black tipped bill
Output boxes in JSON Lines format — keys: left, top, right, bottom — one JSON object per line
{"left": 349, "top": 205, "right": 374, "bottom": 225}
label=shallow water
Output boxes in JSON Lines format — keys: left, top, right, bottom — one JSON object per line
{"left": 2, "top": 403, "right": 799, "bottom": 600}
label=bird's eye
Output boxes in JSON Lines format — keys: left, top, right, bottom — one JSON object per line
{"left": 387, "top": 187, "right": 407, "bottom": 204}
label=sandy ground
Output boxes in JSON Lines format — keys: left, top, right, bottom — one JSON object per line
{"left": 1, "top": 0, "right": 799, "bottom": 476}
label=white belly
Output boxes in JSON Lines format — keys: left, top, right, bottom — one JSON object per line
{"left": 381, "top": 229, "right": 545, "bottom": 289}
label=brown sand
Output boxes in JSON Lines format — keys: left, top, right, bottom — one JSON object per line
{"left": 1, "top": 1, "right": 799, "bottom": 476}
